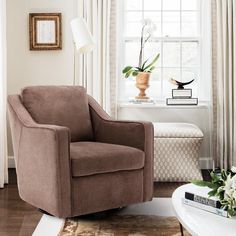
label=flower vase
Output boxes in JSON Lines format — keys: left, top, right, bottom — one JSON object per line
{"left": 135, "top": 72, "right": 150, "bottom": 99}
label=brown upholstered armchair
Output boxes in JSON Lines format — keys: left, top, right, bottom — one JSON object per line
{"left": 8, "top": 86, "right": 154, "bottom": 218}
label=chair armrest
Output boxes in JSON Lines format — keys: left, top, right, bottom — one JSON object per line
{"left": 8, "top": 95, "right": 71, "bottom": 217}
{"left": 88, "top": 95, "right": 154, "bottom": 201}
{"left": 88, "top": 95, "right": 153, "bottom": 151}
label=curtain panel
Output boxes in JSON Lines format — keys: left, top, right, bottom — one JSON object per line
{"left": 212, "top": 0, "right": 236, "bottom": 168}
{"left": 0, "top": 0, "right": 8, "bottom": 188}
{"left": 76, "top": 0, "right": 118, "bottom": 118}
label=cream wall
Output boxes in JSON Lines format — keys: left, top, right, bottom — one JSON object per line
{"left": 7, "top": 0, "right": 77, "bottom": 156}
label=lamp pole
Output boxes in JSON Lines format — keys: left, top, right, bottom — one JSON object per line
{"left": 73, "top": 43, "right": 76, "bottom": 86}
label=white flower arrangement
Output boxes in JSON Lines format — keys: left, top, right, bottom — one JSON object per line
{"left": 193, "top": 167, "right": 236, "bottom": 217}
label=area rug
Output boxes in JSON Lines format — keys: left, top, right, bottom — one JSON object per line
{"left": 59, "top": 214, "right": 190, "bottom": 236}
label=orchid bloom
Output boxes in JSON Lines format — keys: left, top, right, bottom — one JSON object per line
{"left": 138, "top": 19, "right": 156, "bottom": 68}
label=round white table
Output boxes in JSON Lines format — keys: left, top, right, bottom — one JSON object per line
{"left": 172, "top": 183, "right": 236, "bottom": 236}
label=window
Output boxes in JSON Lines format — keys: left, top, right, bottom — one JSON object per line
{"left": 119, "top": 0, "right": 203, "bottom": 100}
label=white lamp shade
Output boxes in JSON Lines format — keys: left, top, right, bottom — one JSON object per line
{"left": 70, "top": 17, "right": 94, "bottom": 53}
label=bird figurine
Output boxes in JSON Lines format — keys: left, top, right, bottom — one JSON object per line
{"left": 169, "top": 78, "right": 194, "bottom": 89}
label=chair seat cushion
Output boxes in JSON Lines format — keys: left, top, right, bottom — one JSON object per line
{"left": 70, "top": 142, "right": 145, "bottom": 177}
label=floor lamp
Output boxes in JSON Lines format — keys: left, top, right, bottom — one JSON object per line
{"left": 70, "top": 17, "right": 94, "bottom": 86}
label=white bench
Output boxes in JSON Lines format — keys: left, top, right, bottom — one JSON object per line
{"left": 153, "top": 123, "right": 203, "bottom": 182}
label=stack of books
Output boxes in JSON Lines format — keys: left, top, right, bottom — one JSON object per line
{"left": 166, "top": 89, "right": 198, "bottom": 105}
{"left": 182, "top": 186, "right": 228, "bottom": 217}
{"left": 128, "top": 98, "right": 155, "bottom": 105}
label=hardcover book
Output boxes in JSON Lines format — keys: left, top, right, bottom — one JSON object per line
{"left": 182, "top": 198, "right": 228, "bottom": 217}
{"left": 172, "top": 89, "right": 192, "bottom": 98}
{"left": 129, "top": 98, "right": 155, "bottom": 104}
{"left": 185, "top": 192, "right": 222, "bottom": 209}
{"left": 183, "top": 185, "right": 228, "bottom": 217}
{"left": 166, "top": 98, "right": 198, "bottom": 105}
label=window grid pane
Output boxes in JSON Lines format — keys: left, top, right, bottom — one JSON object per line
{"left": 123, "top": 0, "right": 200, "bottom": 99}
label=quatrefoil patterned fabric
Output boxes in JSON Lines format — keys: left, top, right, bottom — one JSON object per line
{"left": 153, "top": 123, "right": 204, "bottom": 138}
{"left": 153, "top": 123, "right": 203, "bottom": 182}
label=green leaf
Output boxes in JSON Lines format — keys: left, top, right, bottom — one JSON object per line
{"left": 132, "top": 71, "right": 139, "bottom": 76}
{"left": 191, "top": 180, "right": 218, "bottom": 189}
{"left": 124, "top": 69, "right": 134, "bottom": 78}
{"left": 135, "top": 67, "right": 143, "bottom": 71}
{"left": 148, "top": 66, "right": 155, "bottom": 72}
{"left": 210, "top": 171, "right": 220, "bottom": 181}
{"left": 208, "top": 189, "right": 217, "bottom": 197}
{"left": 217, "top": 186, "right": 224, "bottom": 193}
{"left": 141, "top": 59, "right": 149, "bottom": 70}
{"left": 221, "top": 169, "right": 228, "bottom": 180}
{"left": 143, "top": 54, "right": 160, "bottom": 71}
{"left": 191, "top": 180, "right": 210, "bottom": 186}
{"left": 122, "top": 66, "right": 133, "bottom": 74}
{"left": 227, "top": 208, "right": 235, "bottom": 218}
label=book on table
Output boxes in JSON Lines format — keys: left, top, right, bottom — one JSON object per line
{"left": 128, "top": 98, "right": 155, "bottom": 104}
{"left": 172, "top": 89, "right": 192, "bottom": 98}
{"left": 182, "top": 198, "right": 228, "bottom": 217}
{"left": 185, "top": 192, "right": 222, "bottom": 209}
{"left": 182, "top": 185, "right": 228, "bottom": 217}
{"left": 166, "top": 88, "right": 198, "bottom": 105}
{"left": 166, "top": 98, "right": 198, "bottom": 105}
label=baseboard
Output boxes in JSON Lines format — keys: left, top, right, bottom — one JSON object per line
{"left": 8, "top": 156, "right": 15, "bottom": 168}
{"left": 199, "top": 157, "right": 213, "bottom": 169}
{"left": 8, "top": 156, "right": 214, "bottom": 170}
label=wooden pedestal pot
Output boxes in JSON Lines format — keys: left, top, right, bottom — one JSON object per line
{"left": 135, "top": 72, "right": 150, "bottom": 99}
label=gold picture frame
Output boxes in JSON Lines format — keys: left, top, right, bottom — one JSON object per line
{"left": 29, "top": 13, "right": 62, "bottom": 50}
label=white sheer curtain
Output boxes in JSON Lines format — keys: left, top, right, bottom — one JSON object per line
{"left": 212, "top": 0, "right": 236, "bottom": 169}
{"left": 76, "top": 0, "right": 118, "bottom": 117}
{"left": 0, "top": 0, "right": 8, "bottom": 188}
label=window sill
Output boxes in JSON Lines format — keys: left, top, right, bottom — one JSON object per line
{"left": 118, "top": 101, "right": 210, "bottom": 109}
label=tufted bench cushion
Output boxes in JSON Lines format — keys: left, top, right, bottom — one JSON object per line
{"left": 153, "top": 123, "right": 203, "bottom": 182}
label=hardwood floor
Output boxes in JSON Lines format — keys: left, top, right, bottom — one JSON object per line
{"left": 0, "top": 169, "right": 210, "bottom": 236}
{"left": 0, "top": 169, "right": 42, "bottom": 236}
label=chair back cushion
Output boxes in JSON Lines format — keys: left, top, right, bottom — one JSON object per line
{"left": 21, "top": 86, "right": 93, "bottom": 141}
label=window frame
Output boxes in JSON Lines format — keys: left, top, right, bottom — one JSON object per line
{"left": 118, "top": 0, "right": 211, "bottom": 103}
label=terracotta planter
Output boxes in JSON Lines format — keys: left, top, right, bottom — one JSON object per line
{"left": 135, "top": 72, "right": 150, "bottom": 99}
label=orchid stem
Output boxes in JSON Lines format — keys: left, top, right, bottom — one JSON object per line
{"left": 138, "top": 24, "right": 146, "bottom": 68}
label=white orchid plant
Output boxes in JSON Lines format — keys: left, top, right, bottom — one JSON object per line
{"left": 122, "top": 19, "right": 160, "bottom": 78}
{"left": 192, "top": 166, "right": 236, "bottom": 217}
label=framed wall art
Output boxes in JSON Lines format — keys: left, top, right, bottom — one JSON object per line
{"left": 29, "top": 13, "right": 62, "bottom": 50}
